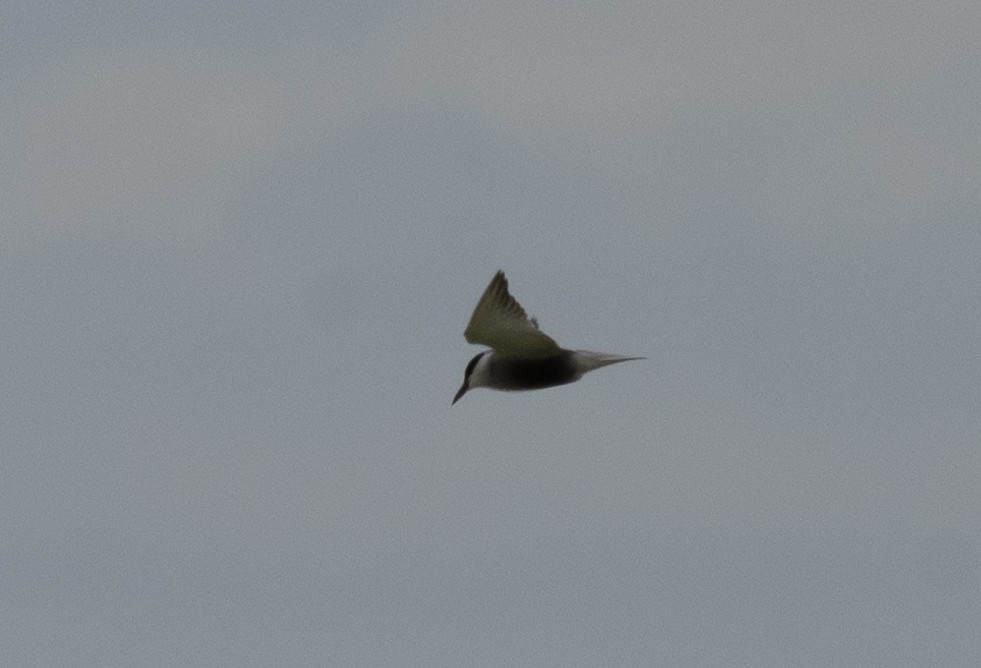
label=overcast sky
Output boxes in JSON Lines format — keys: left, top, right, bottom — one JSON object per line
{"left": 3, "top": 2, "right": 980, "bottom": 665}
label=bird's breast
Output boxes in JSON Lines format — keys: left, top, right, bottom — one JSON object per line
{"left": 487, "top": 351, "right": 579, "bottom": 390}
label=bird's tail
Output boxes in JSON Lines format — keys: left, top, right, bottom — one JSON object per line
{"left": 572, "top": 351, "right": 646, "bottom": 373}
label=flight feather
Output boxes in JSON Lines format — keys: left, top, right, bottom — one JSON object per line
{"left": 463, "top": 271, "right": 560, "bottom": 356}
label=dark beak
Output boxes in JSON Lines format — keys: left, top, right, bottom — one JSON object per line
{"left": 452, "top": 383, "right": 468, "bottom": 405}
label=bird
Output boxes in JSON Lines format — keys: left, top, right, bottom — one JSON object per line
{"left": 452, "top": 270, "right": 644, "bottom": 404}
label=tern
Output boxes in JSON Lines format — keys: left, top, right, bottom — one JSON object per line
{"left": 452, "top": 271, "right": 644, "bottom": 404}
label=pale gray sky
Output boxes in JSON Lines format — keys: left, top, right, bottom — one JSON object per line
{"left": 3, "top": 2, "right": 980, "bottom": 665}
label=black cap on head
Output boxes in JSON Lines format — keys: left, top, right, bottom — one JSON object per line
{"left": 452, "top": 352, "right": 486, "bottom": 405}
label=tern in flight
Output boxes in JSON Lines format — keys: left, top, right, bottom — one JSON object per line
{"left": 452, "top": 271, "right": 644, "bottom": 404}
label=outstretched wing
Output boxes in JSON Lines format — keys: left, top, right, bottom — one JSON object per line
{"left": 463, "top": 271, "right": 561, "bottom": 357}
